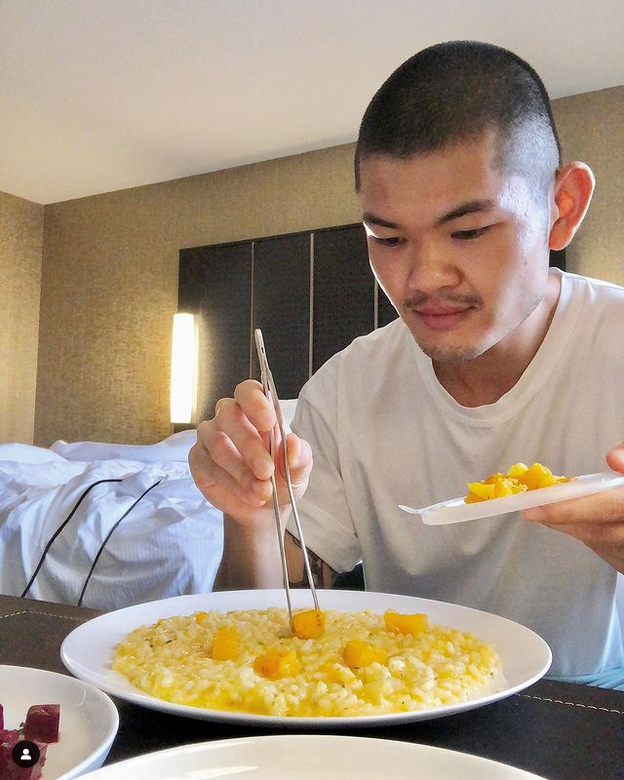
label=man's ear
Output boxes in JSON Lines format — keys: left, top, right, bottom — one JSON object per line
{"left": 548, "top": 162, "right": 595, "bottom": 251}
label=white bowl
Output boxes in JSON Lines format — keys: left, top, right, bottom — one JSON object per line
{"left": 0, "top": 664, "right": 119, "bottom": 779}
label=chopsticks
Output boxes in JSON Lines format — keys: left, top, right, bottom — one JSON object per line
{"left": 253, "top": 329, "right": 320, "bottom": 629}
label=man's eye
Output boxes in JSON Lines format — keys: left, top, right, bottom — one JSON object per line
{"left": 452, "top": 226, "right": 490, "bottom": 240}
{"left": 373, "top": 236, "right": 403, "bottom": 247}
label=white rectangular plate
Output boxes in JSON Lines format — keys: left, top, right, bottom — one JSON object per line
{"left": 399, "top": 471, "right": 624, "bottom": 525}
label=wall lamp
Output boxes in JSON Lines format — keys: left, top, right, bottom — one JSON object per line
{"left": 170, "top": 312, "right": 198, "bottom": 425}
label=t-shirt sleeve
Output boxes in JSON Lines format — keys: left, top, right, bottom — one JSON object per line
{"left": 287, "top": 372, "right": 362, "bottom": 574}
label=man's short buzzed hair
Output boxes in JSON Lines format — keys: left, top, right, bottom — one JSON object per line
{"left": 355, "top": 41, "right": 562, "bottom": 197}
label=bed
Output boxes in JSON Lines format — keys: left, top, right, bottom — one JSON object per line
{"left": 0, "top": 431, "right": 212, "bottom": 610}
{"left": 0, "top": 400, "right": 301, "bottom": 611}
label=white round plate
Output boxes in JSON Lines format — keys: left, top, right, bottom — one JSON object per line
{"left": 77, "top": 734, "right": 547, "bottom": 779}
{"left": 61, "top": 589, "right": 550, "bottom": 728}
{"left": 400, "top": 470, "right": 624, "bottom": 525}
{"left": 0, "top": 665, "right": 119, "bottom": 779}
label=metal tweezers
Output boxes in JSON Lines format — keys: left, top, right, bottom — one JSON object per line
{"left": 254, "top": 328, "right": 320, "bottom": 628}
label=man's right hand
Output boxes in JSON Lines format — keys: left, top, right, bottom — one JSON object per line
{"left": 189, "top": 379, "right": 313, "bottom": 528}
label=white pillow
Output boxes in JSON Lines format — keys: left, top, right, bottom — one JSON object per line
{"left": 0, "top": 443, "right": 67, "bottom": 464}
{"left": 48, "top": 400, "right": 298, "bottom": 463}
{"left": 50, "top": 429, "right": 197, "bottom": 463}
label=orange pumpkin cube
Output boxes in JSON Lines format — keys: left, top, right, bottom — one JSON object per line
{"left": 464, "top": 460, "right": 568, "bottom": 503}
{"left": 466, "top": 481, "right": 496, "bottom": 501}
{"left": 506, "top": 463, "right": 529, "bottom": 479}
{"left": 494, "top": 477, "right": 527, "bottom": 498}
{"left": 342, "top": 640, "right": 388, "bottom": 669}
{"left": 210, "top": 626, "right": 239, "bottom": 661}
{"left": 253, "top": 648, "right": 300, "bottom": 680}
{"left": 483, "top": 472, "right": 506, "bottom": 485}
{"left": 384, "top": 609, "right": 428, "bottom": 636}
{"left": 518, "top": 462, "right": 556, "bottom": 490}
{"left": 292, "top": 609, "right": 326, "bottom": 639}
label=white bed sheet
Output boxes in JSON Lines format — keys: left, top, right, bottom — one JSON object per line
{"left": 0, "top": 453, "right": 222, "bottom": 610}
{"left": 0, "top": 401, "right": 297, "bottom": 611}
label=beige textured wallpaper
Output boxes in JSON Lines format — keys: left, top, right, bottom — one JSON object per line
{"left": 0, "top": 191, "right": 43, "bottom": 444}
{"left": 552, "top": 86, "right": 624, "bottom": 285}
{"left": 34, "top": 86, "right": 623, "bottom": 447}
{"left": 37, "top": 145, "right": 360, "bottom": 446}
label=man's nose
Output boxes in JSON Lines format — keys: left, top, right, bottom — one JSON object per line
{"left": 405, "top": 240, "right": 462, "bottom": 292}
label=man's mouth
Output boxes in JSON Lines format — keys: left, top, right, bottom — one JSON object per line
{"left": 412, "top": 306, "right": 473, "bottom": 331}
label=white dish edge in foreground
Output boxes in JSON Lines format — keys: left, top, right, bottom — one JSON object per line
{"left": 76, "top": 734, "right": 549, "bottom": 779}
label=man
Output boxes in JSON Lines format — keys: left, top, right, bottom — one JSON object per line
{"left": 189, "top": 41, "right": 624, "bottom": 687}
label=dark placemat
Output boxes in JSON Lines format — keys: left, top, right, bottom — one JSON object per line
{"left": 0, "top": 594, "right": 100, "bottom": 674}
{"left": 2, "top": 594, "right": 623, "bottom": 779}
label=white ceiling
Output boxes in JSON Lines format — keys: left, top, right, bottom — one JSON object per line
{"left": 1, "top": 0, "right": 623, "bottom": 205}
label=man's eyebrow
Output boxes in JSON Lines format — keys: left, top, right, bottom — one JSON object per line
{"left": 363, "top": 200, "right": 497, "bottom": 231}
{"left": 436, "top": 199, "right": 497, "bottom": 225}
{"left": 362, "top": 212, "right": 401, "bottom": 229}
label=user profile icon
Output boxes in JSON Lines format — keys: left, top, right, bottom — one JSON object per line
{"left": 11, "top": 739, "right": 41, "bottom": 768}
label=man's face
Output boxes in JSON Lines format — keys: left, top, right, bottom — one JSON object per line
{"left": 359, "top": 134, "right": 553, "bottom": 364}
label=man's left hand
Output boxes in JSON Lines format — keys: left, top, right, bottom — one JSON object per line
{"left": 523, "top": 441, "right": 624, "bottom": 573}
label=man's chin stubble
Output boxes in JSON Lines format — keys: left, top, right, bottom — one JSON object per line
{"left": 411, "top": 332, "right": 493, "bottom": 365}
{"left": 418, "top": 343, "right": 487, "bottom": 364}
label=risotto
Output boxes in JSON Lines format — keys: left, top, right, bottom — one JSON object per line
{"left": 112, "top": 608, "right": 501, "bottom": 717}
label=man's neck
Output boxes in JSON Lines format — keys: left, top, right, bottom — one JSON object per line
{"left": 433, "top": 273, "right": 562, "bottom": 408}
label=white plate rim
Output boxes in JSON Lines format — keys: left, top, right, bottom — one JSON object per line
{"left": 60, "top": 590, "right": 551, "bottom": 729}
{"left": 400, "top": 471, "right": 624, "bottom": 525}
{"left": 0, "top": 664, "right": 119, "bottom": 780}
{"left": 75, "top": 734, "right": 548, "bottom": 779}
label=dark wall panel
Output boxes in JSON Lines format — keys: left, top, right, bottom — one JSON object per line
{"left": 178, "top": 223, "right": 405, "bottom": 423}
{"left": 252, "top": 234, "right": 310, "bottom": 399}
{"left": 179, "top": 243, "right": 252, "bottom": 421}
{"left": 312, "top": 225, "right": 375, "bottom": 373}
{"left": 550, "top": 248, "right": 566, "bottom": 271}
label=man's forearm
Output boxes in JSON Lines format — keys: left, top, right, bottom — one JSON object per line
{"left": 213, "top": 513, "right": 289, "bottom": 591}
{"left": 213, "top": 510, "right": 337, "bottom": 591}
{"left": 287, "top": 532, "right": 337, "bottom": 588}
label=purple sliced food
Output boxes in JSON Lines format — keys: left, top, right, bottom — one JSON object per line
{"left": 24, "top": 704, "right": 60, "bottom": 744}
{"left": 0, "top": 728, "right": 48, "bottom": 779}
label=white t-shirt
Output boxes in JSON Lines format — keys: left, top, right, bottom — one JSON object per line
{"left": 289, "top": 269, "right": 624, "bottom": 682}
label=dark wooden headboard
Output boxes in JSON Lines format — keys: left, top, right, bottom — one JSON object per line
{"left": 178, "top": 223, "right": 397, "bottom": 423}
{"left": 179, "top": 224, "right": 565, "bottom": 423}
